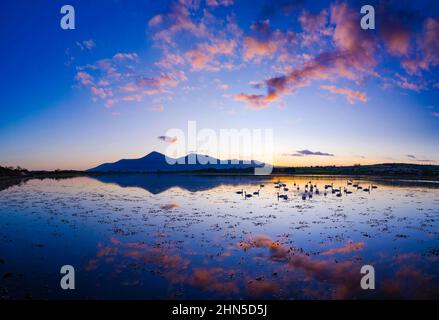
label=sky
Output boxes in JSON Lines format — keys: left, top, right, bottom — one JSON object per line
{"left": 0, "top": 0, "right": 438, "bottom": 170}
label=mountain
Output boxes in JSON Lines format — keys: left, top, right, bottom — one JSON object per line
{"left": 87, "top": 151, "right": 265, "bottom": 173}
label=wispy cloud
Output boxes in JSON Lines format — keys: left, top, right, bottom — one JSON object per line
{"left": 320, "top": 85, "right": 367, "bottom": 104}
{"left": 149, "top": 105, "right": 165, "bottom": 111}
{"left": 76, "top": 39, "right": 96, "bottom": 51}
{"left": 158, "top": 135, "right": 177, "bottom": 144}
{"left": 206, "top": 0, "right": 234, "bottom": 7}
{"left": 284, "top": 149, "right": 335, "bottom": 157}
{"left": 406, "top": 154, "right": 435, "bottom": 162}
{"left": 113, "top": 52, "right": 138, "bottom": 61}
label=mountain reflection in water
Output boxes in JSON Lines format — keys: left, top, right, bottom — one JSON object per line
{"left": 0, "top": 174, "right": 438, "bottom": 299}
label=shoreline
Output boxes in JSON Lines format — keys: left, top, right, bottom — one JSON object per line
{"left": 1, "top": 171, "right": 439, "bottom": 183}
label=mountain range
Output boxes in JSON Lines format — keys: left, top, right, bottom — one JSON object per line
{"left": 87, "top": 151, "right": 265, "bottom": 173}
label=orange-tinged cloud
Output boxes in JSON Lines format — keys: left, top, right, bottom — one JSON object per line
{"left": 320, "top": 85, "right": 367, "bottom": 104}
{"left": 149, "top": 105, "right": 165, "bottom": 111}
{"left": 188, "top": 268, "right": 239, "bottom": 294}
{"left": 321, "top": 241, "right": 366, "bottom": 255}
{"left": 243, "top": 36, "right": 277, "bottom": 62}
{"left": 234, "top": 92, "right": 278, "bottom": 109}
{"left": 186, "top": 39, "right": 236, "bottom": 71}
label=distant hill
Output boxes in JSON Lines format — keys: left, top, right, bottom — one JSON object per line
{"left": 0, "top": 165, "right": 28, "bottom": 178}
{"left": 87, "top": 151, "right": 265, "bottom": 173}
{"left": 281, "top": 163, "right": 439, "bottom": 178}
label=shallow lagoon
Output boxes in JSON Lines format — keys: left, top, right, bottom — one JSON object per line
{"left": 0, "top": 175, "right": 438, "bottom": 299}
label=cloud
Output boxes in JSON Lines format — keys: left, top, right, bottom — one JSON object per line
{"left": 237, "top": 233, "right": 364, "bottom": 299}
{"left": 90, "top": 86, "right": 113, "bottom": 99}
{"left": 148, "top": 2, "right": 207, "bottom": 44}
{"left": 188, "top": 268, "right": 239, "bottom": 294}
{"left": 121, "top": 94, "right": 142, "bottom": 102}
{"left": 285, "top": 149, "right": 334, "bottom": 157}
{"left": 234, "top": 93, "right": 277, "bottom": 109}
{"left": 105, "top": 99, "right": 118, "bottom": 108}
{"left": 243, "top": 36, "right": 277, "bottom": 62}
{"left": 320, "top": 85, "right": 367, "bottom": 104}
{"left": 113, "top": 52, "right": 138, "bottom": 61}
{"left": 75, "top": 71, "right": 94, "bottom": 86}
{"left": 381, "top": 20, "right": 411, "bottom": 57}
{"left": 214, "top": 79, "right": 229, "bottom": 91}
{"left": 246, "top": 279, "right": 279, "bottom": 298}
{"left": 157, "top": 135, "right": 178, "bottom": 144}
{"left": 298, "top": 9, "right": 332, "bottom": 46}
{"left": 155, "top": 52, "right": 185, "bottom": 69}
{"left": 242, "top": 20, "right": 294, "bottom": 63}
{"left": 116, "top": 71, "right": 187, "bottom": 102}
{"left": 137, "top": 71, "right": 187, "bottom": 92}
{"left": 149, "top": 105, "right": 165, "bottom": 111}
{"left": 321, "top": 241, "right": 366, "bottom": 256}
{"left": 236, "top": 3, "right": 377, "bottom": 109}
{"left": 406, "top": 154, "right": 435, "bottom": 162}
{"left": 160, "top": 202, "right": 180, "bottom": 210}
{"left": 402, "top": 18, "right": 439, "bottom": 74}
{"left": 148, "top": 0, "right": 243, "bottom": 76}
{"left": 206, "top": 0, "right": 234, "bottom": 7}
{"left": 186, "top": 39, "right": 236, "bottom": 71}
{"left": 76, "top": 39, "right": 96, "bottom": 51}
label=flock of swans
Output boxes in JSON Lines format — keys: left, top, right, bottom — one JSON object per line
{"left": 236, "top": 180, "right": 378, "bottom": 200}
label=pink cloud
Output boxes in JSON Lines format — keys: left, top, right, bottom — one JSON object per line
{"left": 381, "top": 21, "right": 411, "bottom": 57}
{"left": 402, "top": 18, "right": 439, "bottom": 75}
{"left": 91, "top": 86, "right": 113, "bottom": 99}
{"left": 236, "top": 3, "right": 376, "bottom": 109}
{"left": 149, "top": 105, "right": 165, "bottom": 111}
{"left": 155, "top": 52, "right": 185, "bottom": 69}
{"left": 320, "top": 85, "right": 367, "bottom": 104}
{"left": 113, "top": 52, "right": 138, "bottom": 61}
{"left": 116, "top": 71, "right": 187, "bottom": 101}
{"left": 121, "top": 94, "right": 143, "bottom": 102}
{"left": 186, "top": 39, "right": 236, "bottom": 71}
{"left": 299, "top": 10, "right": 332, "bottom": 46}
{"left": 243, "top": 36, "right": 277, "bottom": 62}
{"left": 76, "top": 39, "right": 96, "bottom": 51}
{"left": 148, "top": 2, "right": 207, "bottom": 44}
{"left": 234, "top": 93, "right": 278, "bottom": 109}
{"left": 105, "top": 98, "right": 117, "bottom": 108}
{"left": 321, "top": 241, "right": 366, "bottom": 255}
{"left": 188, "top": 268, "right": 239, "bottom": 294}
{"left": 206, "top": 0, "right": 233, "bottom": 7}
{"left": 148, "top": 14, "right": 163, "bottom": 27}
{"left": 395, "top": 74, "right": 424, "bottom": 92}
{"left": 75, "top": 71, "right": 94, "bottom": 86}
{"left": 242, "top": 20, "right": 293, "bottom": 63}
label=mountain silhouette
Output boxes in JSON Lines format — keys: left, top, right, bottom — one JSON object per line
{"left": 87, "top": 151, "right": 265, "bottom": 172}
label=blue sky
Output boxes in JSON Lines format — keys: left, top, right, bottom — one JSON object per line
{"left": 0, "top": 0, "right": 438, "bottom": 170}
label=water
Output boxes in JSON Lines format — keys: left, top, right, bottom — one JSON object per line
{"left": 0, "top": 175, "right": 438, "bottom": 299}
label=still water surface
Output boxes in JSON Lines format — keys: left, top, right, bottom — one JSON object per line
{"left": 0, "top": 175, "right": 438, "bottom": 299}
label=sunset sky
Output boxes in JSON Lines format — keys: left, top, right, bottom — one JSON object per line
{"left": 0, "top": 0, "right": 438, "bottom": 170}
